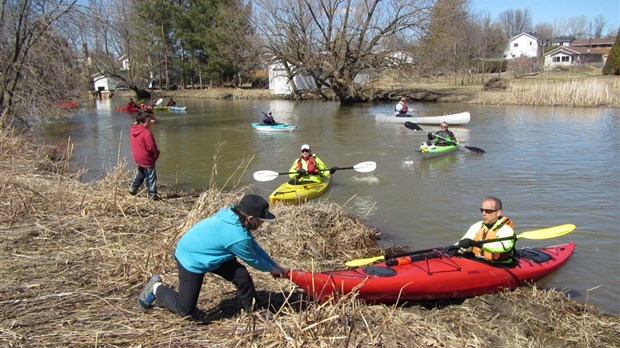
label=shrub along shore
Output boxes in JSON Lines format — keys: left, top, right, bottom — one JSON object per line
{"left": 140, "top": 71, "right": 620, "bottom": 107}
{"left": 1, "top": 130, "right": 619, "bottom": 347}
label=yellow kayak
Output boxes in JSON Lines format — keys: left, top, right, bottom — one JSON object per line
{"left": 269, "top": 176, "right": 331, "bottom": 204}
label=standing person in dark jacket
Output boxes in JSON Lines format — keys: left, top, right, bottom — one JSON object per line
{"left": 128, "top": 112, "right": 160, "bottom": 200}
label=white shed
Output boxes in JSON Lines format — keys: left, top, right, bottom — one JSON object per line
{"left": 92, "top": 73, "right": 126, "bottom": 91}
{"left": 503, "top": 32, "right": 539, "bottom": 59}
{"left": 268, "top": 62, "right": 315, "bottom": 95}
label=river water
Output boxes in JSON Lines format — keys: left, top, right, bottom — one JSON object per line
{"left": 41, "top": 98, "right": 620, "bottom": 314}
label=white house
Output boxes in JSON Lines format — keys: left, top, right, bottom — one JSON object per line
{"left": 503, "top": 32, "right": 540, "bottom": 59}
{"left": 268, "top": 62, "right": 315, "bottom": 95}
{"left": 92, "top": 73, "right": 126, "bottom": 92}
{"left": 118, "top": 54, "right": 130, "bottom": 71}
{"left": 543, "top": 46, "right": 610, "bottom": 69}
{"left": 545, "top": 36, "right": 574, "bottom": 47}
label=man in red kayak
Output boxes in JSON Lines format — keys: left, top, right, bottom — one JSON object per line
{"left": 457, "top": 196, "right": 515, "bottom": 263}
{"left": 127, "top": 98, "right": 138, "bottom": 109}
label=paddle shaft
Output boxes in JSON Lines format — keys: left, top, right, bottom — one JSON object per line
{"left": 384, "top": 235, "right": 514, "bottom": 260}
{"left": 274, "top": 168, "right": 333, "bottom": 176}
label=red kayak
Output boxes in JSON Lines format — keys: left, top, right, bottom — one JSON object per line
{"left": 115, "top": 106, "right": 140, "bottom": 112}
{"left": 289, "top": 242, "right": 575, "bottom": 304}
{"left": 58, "top": 100, "right": 78, "bottom": 109}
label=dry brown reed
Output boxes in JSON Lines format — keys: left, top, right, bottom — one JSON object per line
{"left": 1, "top": 131, "right": 619, "bottom": 347}
{"left": 477, "top": 78, "right": 619, "bottom": 106}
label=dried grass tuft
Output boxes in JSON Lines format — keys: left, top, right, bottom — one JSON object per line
{"left": 1, "top": 131, "right": 619, "bottom": 347}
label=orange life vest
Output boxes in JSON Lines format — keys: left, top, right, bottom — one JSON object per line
{"left": 296, "top": 156, "right": 317, "bottom": 173}
{"left": 472, "top": 217, "right": 514, "bottom": 261}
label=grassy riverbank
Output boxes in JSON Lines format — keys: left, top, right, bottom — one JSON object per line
{"left": 1, "top": 131, "right": 619, "bottom": 347}
{"left": 141, "top": 67, "right": 619, "bottom": 107}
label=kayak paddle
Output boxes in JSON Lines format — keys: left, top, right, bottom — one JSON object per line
{"left": 404, "top": 121, "right": 485, "bottom": 154}
{"left": 344, "top": 223, "right": 576, "bottom": 267}
{"left": 253, "top": 161, "right": 376, "bottom": 182}
{"left": 155, "top": 98, "right": 163, "bottom": 106}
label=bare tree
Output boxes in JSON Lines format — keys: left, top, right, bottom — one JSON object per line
{"left": 418, "top": 0, "right": 474, "bottom": 84}
{"left": 566, "top": 15, "right": 589, "bottom": 39}
{"left": 77, "top": 0, "right": 154, "bottom": 97}
{"left": 471, "top": 12, "right": 505, "bottom": 81}
{"left": 592, "top": 15, "right": 607, "bottom": 38}
{"left": 534, "top": 23, "right": 554, "bottom": 43}
{"left": 0, "top": 0, "right": 79, "bottom": 128}
{"left": 253, "top": 0, "right": 434, "bottom": 102}
{"left": 498, "top": 8, "right": 532, "bottom": 39}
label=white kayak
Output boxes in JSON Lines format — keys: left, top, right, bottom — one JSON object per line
{"left": 375, "top": 111, "right": 471, "bottom": 125}
{"left": 251, "top": 122, "right": 296, "bottom": 132}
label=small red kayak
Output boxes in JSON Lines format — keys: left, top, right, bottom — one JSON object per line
{"left": 289, "top": 242, "right": 575, "bottom": 304}
{"left": 115, "top": 106, "right": 140, "bottom": 112}
{"left": 58, "top": 100, "right": 78, "bottom": 109}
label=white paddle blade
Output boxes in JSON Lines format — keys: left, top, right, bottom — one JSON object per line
{"left": 353, "top": 161, "right": 377, "bottom": 173}
{"left": 253, "top": 170, "right": 280, "bottom": 182}
{"left": 155, "top": 98, "right": 163, "bottom": 106}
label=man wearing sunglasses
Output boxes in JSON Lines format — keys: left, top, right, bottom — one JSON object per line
{"left": 427, "top": 121, "right": 456, "bottom": 146}
{"left": 457, "top": 197, "right": 515, "bottom": 263}
{"left": 288, "top": 144, "right": 334, "bottom": 184}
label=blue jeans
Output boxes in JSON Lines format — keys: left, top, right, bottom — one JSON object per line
{"left": 131, "top": 166, "right": 157, "bottom": 196}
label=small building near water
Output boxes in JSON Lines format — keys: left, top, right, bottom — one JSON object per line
{"left": 268, "top": 62, "right": 315, "bottom": 95}
{"left": 92, "top": 73, "right": 128, "bottom": 98}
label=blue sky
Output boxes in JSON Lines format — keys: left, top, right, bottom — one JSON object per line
{"left": 469, "top": 0, "right": 619, "bottom": 35}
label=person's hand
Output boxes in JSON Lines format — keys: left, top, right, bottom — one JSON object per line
{"left": 458, "top": 238, "right": 475, "bottom": 248}
{"left": 427, "top": 132, "right": 434, "bottom": 140}
{"left": 270, "top": 266, "right": 289, "bottom": 278}
{"left": 297, "top": 169, "right": 306, "bottom": 175}
{"left": 329, "top": 167, "right": 337, "bottom": 174}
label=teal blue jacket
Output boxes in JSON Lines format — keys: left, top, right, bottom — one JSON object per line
{"left": 175, "top": 207, "right": 277, "bottom": 273}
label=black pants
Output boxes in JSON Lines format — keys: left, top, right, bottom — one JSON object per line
{"left": 155, "top": 257, "right": 257, "bottom": 317}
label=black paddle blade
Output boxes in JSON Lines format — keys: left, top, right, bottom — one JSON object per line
{"left": 465, "top": 146, "right": 485, "bottom": 154}
{"left": 404, "top": 121, "right": 423, "bottom": 131}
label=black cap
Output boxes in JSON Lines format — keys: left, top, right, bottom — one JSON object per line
{"left": 238, "top": 194, "right": 276, "bottom": 222}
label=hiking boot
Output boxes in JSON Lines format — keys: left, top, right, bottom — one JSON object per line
{"left": 128, "top": 187, "right": 138, "bottom": 196}
{"left": 149, "top": 194, "right": 161, "bottom": 201}
{"left": 137, "top": 275, "right": 162, "bottom": 309}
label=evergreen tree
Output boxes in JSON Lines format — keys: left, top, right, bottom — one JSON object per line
{"left": 602, "top": 29, "right": 620, "bottom": 75}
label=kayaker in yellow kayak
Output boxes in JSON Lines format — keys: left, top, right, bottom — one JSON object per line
{"left": 288, "top": 144, "right": 334, "bottom": 184}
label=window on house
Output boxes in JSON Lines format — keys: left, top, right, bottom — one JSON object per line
{"left": 561, "top": 56, "right": 569, "bottom": 62}
{"left": 514, "top": 43, "right": 518, "bottom": 47}
{"left": 552, "top": 57, "right": 560, "bottom": 62}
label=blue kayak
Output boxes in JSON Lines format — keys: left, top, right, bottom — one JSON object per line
{"left": 251, "top": 122, "right": 296, "bottom": 132}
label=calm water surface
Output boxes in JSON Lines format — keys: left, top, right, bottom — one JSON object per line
{"left": 42, "top": 98, "right": 620, "bottom": 314}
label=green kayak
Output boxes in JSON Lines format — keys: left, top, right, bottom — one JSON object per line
{"left": 418, "top": 142, "right": 458, "bottom": 159}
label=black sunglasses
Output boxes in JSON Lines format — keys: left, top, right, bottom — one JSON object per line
{"left": 301, "top": 149, "right": 310, "bottom": 153}
{"left": 480, "top": 208, "right": 498, "bottom": 214}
